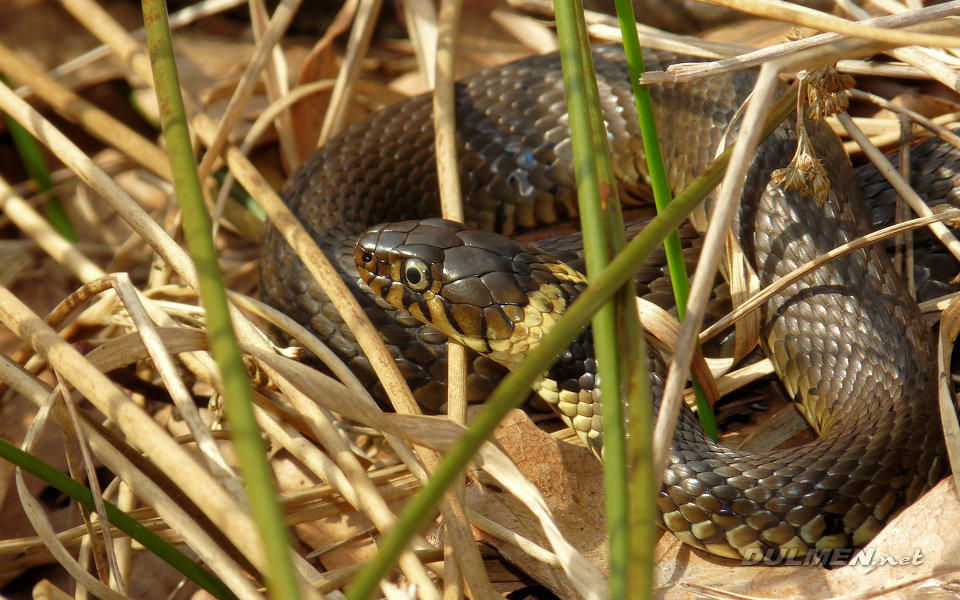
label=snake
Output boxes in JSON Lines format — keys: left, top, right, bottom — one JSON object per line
{"left": 260, "top": 45, "right": 954, "bottom": 561}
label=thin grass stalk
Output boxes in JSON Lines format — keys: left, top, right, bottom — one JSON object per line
{"left": 0, "top": 437, "right": 238, "bottom": 600}
{"left": 609, "top": 5, "right": 725, "bottom": 591}
{"left": 652, "top": 66, "right": 783, "bottom": 495}
{"left": 138, "top": 2, "right": 300, "bottom": 599}
{"left": 0, "top": 74, "right": 76, "bottom": 242}
{"left": 316, "top": 0, "right": 383, "bottom": 146}
{"left": 611, "top": 3, "right": 717, "bottom": 442}
{"left": 608, "top": 6, "right": 693, "bottom": 596}
{"left": 195, "top": 0, "right": 299, "bottom": 183}
{"left": 56, "top": 375, "right": 123, "bottom": 591}
{"left": 552, "top": 2, "right": 644, "bottom": 599}
{"left": 433, "top": 0, "right": 474, "bottom": 598}
{"left": 701, "top": 0, "right": 960, "bottom": 48}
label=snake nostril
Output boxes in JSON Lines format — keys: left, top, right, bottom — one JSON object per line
{"left": 361, "top": 251, "right": 374, "bottom": 265}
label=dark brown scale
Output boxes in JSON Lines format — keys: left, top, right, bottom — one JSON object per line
{"left": 441, "top": 277, "right": 493, "bottom": 307}
{"left": 262, "top": 46, "right": 958, "bottom": 559}
{"left": 549, "top": 326, "right": 597, "bottom": 394}
{"left": 479, "top": 271, "right": 530, "bottom": 306}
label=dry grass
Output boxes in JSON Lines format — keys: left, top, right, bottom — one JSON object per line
{"left": 0, "top": 0, "right": 959, "bottom": 598}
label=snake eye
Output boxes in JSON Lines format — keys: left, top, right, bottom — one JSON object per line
{"left": 401, "top": 258, "right": 431, "bottom": 292}
{"left": 361, "top": 251, "right": 374, "bottom": 266}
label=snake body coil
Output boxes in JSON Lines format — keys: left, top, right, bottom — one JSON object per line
{"left": 261, "top": 46, "right": 947, "bottom": 560}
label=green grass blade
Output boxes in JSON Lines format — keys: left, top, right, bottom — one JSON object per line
{"left": 552, "top": 3, "right": 646, "bottom": 599}
{"left": 0, "top": 437, "right": 238, "bottom": 600}
{"left": 611, "top": 3, "right": 718, "bottom": 442}
{"left": 139, "top": 2, "right": 300, "bottom": 599}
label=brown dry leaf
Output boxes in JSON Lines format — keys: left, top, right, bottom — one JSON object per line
{"left": 657, "top": 539, "right": 827, "bottom": 599}
{"left": 280, "top": 468, "right": 423, "bottom": 574}
{"left": 134, "top": 31, "right": 259, "bottom": 139}
{"left": 296, "top": 504, "right": 382, "bottom": 572}
{"left": 124, "top": 547, "right": 196, "bottom": 599}
{"left": 468, "top": 408, "right": 814, "bottom": 599}
{"left": 466, "top": 408, "right": 607, "bottom": 598}
{"left": 677, "top": 481, "right": 960, "bottom": 599}
{"left": 289, "top": 0, "right": 357, "bottom": 162}
{"left": 131, "top": 28, "right": 315, "bottom": 151}
{"left": 655, "top": 478, "right": 960, "bottom": 599}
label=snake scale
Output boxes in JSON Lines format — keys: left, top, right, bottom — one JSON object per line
{"left": 260, "top": 46, "right": 952, "bottom": 560}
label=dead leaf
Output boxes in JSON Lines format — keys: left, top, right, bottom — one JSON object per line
{"left": 467, "top": 408, "right": 607, "bottom": 598}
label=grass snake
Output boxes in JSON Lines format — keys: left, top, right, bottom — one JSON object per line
{"left": 260, "top": 46, "right": 953, "bottom": 560}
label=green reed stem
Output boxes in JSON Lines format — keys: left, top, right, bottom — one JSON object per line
{"left": 553, "top": 4, "right": 645, "bottom": 599}
{"left": 609, "top": 7, "right": 658, "bottom": 598}
{"left": 612, "top": 2, "right": 718, "bottom": 444}
{"left": 0, "top": 437, "right": 238, "bottom": 600}
{"left": 140, "top": 3, "right": 299, "bottom": 599}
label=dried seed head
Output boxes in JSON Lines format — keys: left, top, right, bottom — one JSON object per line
{"left": 804, "top": 65, "right": 856, "bottom": 119}
{"left": 771, "top": 124, "right": 830, "bottom": 203}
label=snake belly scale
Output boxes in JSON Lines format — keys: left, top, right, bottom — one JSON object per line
{"left": 260, "top": 46, "right": 946, "bottom": 560}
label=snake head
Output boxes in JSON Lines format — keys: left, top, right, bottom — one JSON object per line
{"left": 354, "top": 218, "right": 586, "bottom": 367}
